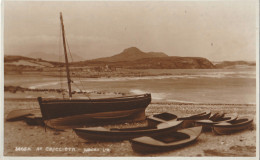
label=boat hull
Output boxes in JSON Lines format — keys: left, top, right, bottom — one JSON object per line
{"left": 212, "top": 117, "right": 253, "bottom": 135}
{"left": 38, "top": 94, "right": 151, "bottom": 120}
{"left": 73, "top": 120, "right": 183, "bottom": 141}
{"left": 6, "top": 109, "right": 40, "bottom": 121}
{"left": 44, "top": 107, "right": 145, "bottom": 129}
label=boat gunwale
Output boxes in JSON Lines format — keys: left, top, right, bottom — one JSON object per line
{"left": 177, "top": 111, "right": 211, "bottom": 120}
{"left": 38, "top": 93, "right": 151, "bottom": 103}
{"left": 73, "top": 121, "right": 183, "bottom": 134}
{"left": 39, "top": 97, "right": 151, "bottom": 105}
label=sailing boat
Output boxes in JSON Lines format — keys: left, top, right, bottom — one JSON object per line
{"left": 37, "top": 12, "right": 151, "bottom": 129}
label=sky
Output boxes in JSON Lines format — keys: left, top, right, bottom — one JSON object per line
{"left": 3, "top": 0, "right": 258, "bottom": 61}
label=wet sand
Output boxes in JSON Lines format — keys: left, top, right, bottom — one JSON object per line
{"left": 4, "top": 95, "right": 256, "bottom": 157}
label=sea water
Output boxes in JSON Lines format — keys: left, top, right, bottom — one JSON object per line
{"left": 5, "top": 68, "right": 256, "bottom": 104}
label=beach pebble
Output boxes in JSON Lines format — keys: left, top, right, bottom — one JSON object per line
{"left": 54, "top": 132, "right": 60, "bottom": 135}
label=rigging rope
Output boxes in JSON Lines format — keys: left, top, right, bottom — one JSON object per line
{"left": 65, "top": 33, "right": 91, "bottom": 100}
{"left": 57, "top": 13, "right": 91, "bottom": 99}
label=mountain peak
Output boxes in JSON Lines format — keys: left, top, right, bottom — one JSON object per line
{"left": 122, "top": 47, "right": 142, "bottom": 53}
{"left": 92, "top": 47, "right": 168, "bottom": 62}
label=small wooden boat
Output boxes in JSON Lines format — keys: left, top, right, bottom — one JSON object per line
{"left": 195, "top": 113, "right": 238, "bottom": 131}
{"left": 130, "top": 126, "right": 202, "bottom": 153}
{"left": 6, "top": 108, "right": 44, "bottom": 126}
{"left": 6, "top": 109, "right": 41, "bottom": 121}
{"left": 147, "top": 112, "right": 178, "bottom": 127}
{"left": 212, "top": 116, "right": 253, "bottom": 135}
{"left": 177, "top": 111, "right": 211, "bottom": 128}
{"left": 24, "top": 114, "right": 44, "bottom": 126}
{"left": 73, "top": 120, "right": 183, "bottom": 141}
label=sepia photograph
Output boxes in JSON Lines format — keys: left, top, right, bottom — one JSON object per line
{"left": 1, "top": 0, "right": 259, "bottom": 158}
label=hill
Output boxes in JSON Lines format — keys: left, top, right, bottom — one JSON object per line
{"left": 93, "top": 47, "right": 168, "bottom": 62}
{"left": 125, "top": 56, "right": 215, "bottom": 69}
{"left": 75, "top": 56, "right": 215, "bottom": 69}
{"left": 26, "top": 52, "right": 84, "bottom": 62}
{"left": 4, "top": 55, "right": 60, "bottom": 67}
{"left": 82, "top": 56, "right": 215, "bottom": 69}
{"left": 76, "top": 47, "right": 214, "bottom": 69}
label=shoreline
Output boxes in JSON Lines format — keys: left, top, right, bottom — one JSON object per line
{"left": 4, "top": 97, "right": 256, "bottom": 106}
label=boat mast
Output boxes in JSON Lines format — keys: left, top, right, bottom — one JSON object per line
{"left": 60, "top": 12, "right": 72, "bottom": 98}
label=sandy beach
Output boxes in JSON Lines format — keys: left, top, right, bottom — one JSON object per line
{"left": 4, "top": 95, "right": 256, "bottom": 157}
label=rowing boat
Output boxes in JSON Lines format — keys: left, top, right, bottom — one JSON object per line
{"left": 212, "top": 116, "right": 253, "bottom": 135}
{"left": 130, "top": 126, "right": 202, "bottom": 153}
{"left": 195, "top": 113, "right": 238, "bottom": 131}
{"left": 73, "top": 120, "right": 183, "bottom": 141}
